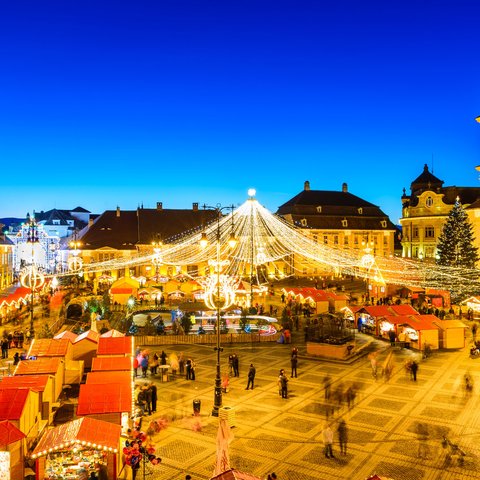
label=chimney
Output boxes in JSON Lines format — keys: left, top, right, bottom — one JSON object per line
{"left": 156, "top": 202, "right": 163, "bottom": 211}
{"left": 342, "top": 182, "right": 348, "bottom": 193}
{"left": 304, "top": 180, "right": 310, "bottom": 191}
{"left": 116, "top": 206, "right": 120, "bottom": 217}
{"left": 193, "top": 202, "right": 199, "bottom": 212}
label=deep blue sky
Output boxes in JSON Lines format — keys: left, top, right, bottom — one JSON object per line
{"left": 1, "top": 0, "right": 479, "bottom": 223}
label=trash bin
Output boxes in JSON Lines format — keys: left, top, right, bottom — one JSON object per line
{"left": 193, "top": 399, "right": 201, "bottom": 415}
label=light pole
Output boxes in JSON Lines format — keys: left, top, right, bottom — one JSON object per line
{"left": 201, "top": 204, "right": 237, "bottom": 416}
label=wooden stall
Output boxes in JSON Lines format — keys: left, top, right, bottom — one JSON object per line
{"left": 28, "top": 338, "right": 74, "bottom": 362}
{"left": 72, "top": 329, "right": 100, "bottom": 369}
{"left": 91, "top": 356, "right": 131, "bottom": 373}
{"left": 97, "top": 336, "right": 133, "bottom": 358}
{"left": 0, "top": 420, "right": 26, "bottom": 480}
{"left": 31, "top": 417, "right": 121, "bottom": 480}
{"left": 100, "top": 329, "right": 125, "bottom": 338}
{"left": 397, "top": 315, "right": 440, "bottom": 351}
{"left": 15, "top": 358, "right": 65, "bottom": 401}
{"left": 53, "top": 330, "right": 78, "bottom": 343}
{"left": 433, "top": 319, "right": 468, "bottom": 349}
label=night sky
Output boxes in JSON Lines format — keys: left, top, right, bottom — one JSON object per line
{"left": 1, "top": 0, "right": 479, "bottom": 223}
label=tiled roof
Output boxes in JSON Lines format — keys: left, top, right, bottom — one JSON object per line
{"left": 77, "top": 383, "right": 132, "bottom": 414}
{"left": 0, "top": 374, "right": 50, "bottom": 392}
{"left": 91, "top": 356, "right": 131, "bottom": 371}
{"left": 15, "top": 357, "right": 62, "bottom": 375}
{"left": 0, "top": 420, "right": 25, "bottom": 446}
{"left": 0, "top": 389, "right": 30, "bottom": 420}
{"left": 80, "top": 207, "right": 217, "bottom": 250}
{"left": 32, "top": 417, "right": 121, "bottom": 457}
{"left": 97, "top": 337, "right": 132, "bottom": 356}
{"left": 29, "top": 338, "right": 71, "bottom": 357}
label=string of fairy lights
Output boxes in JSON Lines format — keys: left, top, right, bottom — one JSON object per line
{"left": 49, "top": 193, "right": 480, "bottom": 297}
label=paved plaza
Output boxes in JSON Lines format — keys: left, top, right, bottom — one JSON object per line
{"left": 132, "top": 331, "right": 480, "bottom": 480}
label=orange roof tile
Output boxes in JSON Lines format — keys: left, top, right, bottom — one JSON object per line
{"left": 97, "top": 337, "right": 132, "bottom": 356}
{"left": 0, "top": 420, "right": 25, "bottom": 447}
{"left": 29, "top": 338, "right": 71, "bottom": 357}
{"left": 0, "top": 389, "right": 30, "bottom": 420}
{"left": 86, "top": 371, "right": 131, "bottom": 385}
{"left": 32, "top": 417, "right": 121, "bottom": 457}
{"left": 0, "top": 375, "right": 50, "bottom": 392}
{"left": 77, "top": 383, "right": 132, "bottom": 415}
{"left": 15, "top": 357, "right": 61, "bottom": 375}
{"left": 91, "top": 356, "right": 131, "bottom": 371}
{"left": 390, "top": 305, "right": 419, "bottom": 315}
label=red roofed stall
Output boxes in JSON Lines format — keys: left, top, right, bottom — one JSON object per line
{"left": 31, "top": 417, "right": 121, "bottom": 480}
{"left": 91, "top": 356, "right": 131, "bottom": 372}
{"left": 72, "top": 329, "right": 100, "bottom": 369}
{"left": 0, "top": 420, "right": 26, "bottom": 480}
{"left": 53, "top": 330, "right": 78, "bottom": 343}
{"left": 97, "top": 336, "right": 133, "bottom": 357}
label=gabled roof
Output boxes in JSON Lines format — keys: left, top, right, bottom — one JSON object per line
{"left": 0, "top": 374, "right": 51, "bottom": 392}
{"left": 403, "top": 314, "right": 439, "bottom": 330}
{"left": 86, "top": 371, "right": 131, "bottom": 385}
{"left": 410, "top": 164, "right": 444, "bottom": 192}
{"left": 29, "top": 338, "right": 71, "bottom": 357}
{"left": 97, "top": 337, "right": 132, "bottom": 356}
{"left": 79, "top": 207, "right": 217, "bottom": 250}
{"left": 389, "top": 305, "right": 419, "bottom": 316}
{"left": 0, "top": 389, "right": 30, "bottom": 420}
{"left": 54, "top": 330, "right": 79, "bottom": 342}
{"left": 77, "top": 383, "right": 132, "bottom": 414}
{"left": 74, "top": 330, "right": 100, "bottom": 344}
{"left": 100, "top": 329, "right": 125, "bottom": 338}
{"left": 32, "top": 417, "right": 121, "bottom": 458}
{"left": 15, "top": 357, "right": 62, "bottom": 375}
{"left": 0, "top": 420, "right": 26, "bottom": 447}
{"left": 433, "top": 320, "right": 468, "bottom": 330}
{"left": 91, "top": 356, "right": 131, "bottom": 371}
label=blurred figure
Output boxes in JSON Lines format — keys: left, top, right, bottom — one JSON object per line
{"left": 337, "top": 419, "right": 348, "bottom": 455}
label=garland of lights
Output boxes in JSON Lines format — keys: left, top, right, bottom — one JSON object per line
{"left": 20, "top": 264, "right": 45, "bottom": 291}
{"left": 45, "top": 196, "right": 480, "bottom": 297}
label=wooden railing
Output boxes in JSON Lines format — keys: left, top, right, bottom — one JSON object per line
{"left": 135, "top": 332, "right": 281, "bottom": 346}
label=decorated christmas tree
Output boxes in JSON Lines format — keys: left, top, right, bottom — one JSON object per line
{"left": 436, "top": 198, "right": 479, "bottom": 268}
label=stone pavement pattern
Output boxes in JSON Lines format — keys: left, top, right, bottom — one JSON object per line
{"left": 134, "top": 333, "right": 480, "bottom": 480}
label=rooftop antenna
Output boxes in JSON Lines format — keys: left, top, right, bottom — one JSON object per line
{"left": 431, "top": 153, "right": 434, "bottom": 174}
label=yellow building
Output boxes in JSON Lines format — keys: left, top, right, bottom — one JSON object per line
{"left": 400, "top": 164, "right": 480, "bottom": 260}
{"left": 0, "top": 231, "right": 14, "bottom": 291}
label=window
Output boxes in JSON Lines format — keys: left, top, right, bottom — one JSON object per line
{"left": 344, "top": 236, "right": 349, "bottom": 246}
{"left": 187, "top": 265, "right": 198, "bottom": 276}
{"left": 412, "top": 226, "right": 419, "bottom": 238}
{"left": 381, "top": 220, "right": 387, "bottom": 228}
{"left": 334, "top": 235, "right": 339, "bottom": 245}
{"left": 425, "top": 226, "right": 435, "bottom": 238}
{"left": 354, "top": 236, "right": 359, "bottom": 246}
{"left": 341, "top": 219, "right": 348, "bottom": 227}
{"left": 316, "top": 206, "right": 322, "bottom": 213}
{"left": 312, "top": 234, "right": 318, "bottom": 243}
{"left": 323, "top": 235, "right": 328, "bottom": 244}
{"left": 426, "top": 196, "right": 433, "bottom": 207}
{"left": 358, "top": 208, "right": 363, "bottom": 215}
{"left": 300, "top": 218, "right": 307, "bottom": 227}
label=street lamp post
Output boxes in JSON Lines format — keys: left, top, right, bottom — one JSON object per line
{"left": 201, "top": 204, "right": 237, "bottom": 417}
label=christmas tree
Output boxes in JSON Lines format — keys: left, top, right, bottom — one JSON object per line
{"left": 436, "top": 198, "right": 479, "bottom": 268}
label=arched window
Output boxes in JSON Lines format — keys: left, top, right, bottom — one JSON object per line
{"left": 426, "top": 196, "right": 433, "bottom": 207}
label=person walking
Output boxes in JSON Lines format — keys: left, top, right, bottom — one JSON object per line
{"left": 337, "top": 419, "right": 348, "bottom": 455}
{"left": 190, "top": 359, "right": 196, "bottom": 380}
{"left": 246, "top": 364, "right": 256, "bottom": 390}
{"left": 322, "top": 424, "right": 335, "bottom": 458}
{"left": 279, "top": 370, "right": 288, "bottom": 399}
{"left": 291, "top": 353, "right": 298, "bottom": 378}
{"left": 323, "top": 375, "right": 332, "bottom": 401}
{"left": 186, "top": 358, "right": 192, "bottom": 380}
{"left": 410, "top": 360, "right": 419, "bottom": 381}
{"left": 179, "top": 352, "right": 185, "bottom": 375}
{"left": 144, "top": 385, "right": 152, "bottom": 416}
{"left": 150, "top": 382, "right": 158, "bottom": 413}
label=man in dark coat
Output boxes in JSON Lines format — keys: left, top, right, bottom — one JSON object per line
{"left": 232, "top": 353, "right": 239, "bottom": 377}
{"left": 246, "top": 364, "right": 256, "bottom": 390}
{"left": 149, "top": 382, "right": 158, "bottom": 413}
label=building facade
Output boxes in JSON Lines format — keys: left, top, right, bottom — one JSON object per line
{"left": 400, "top": 164, "right": 480, "bottom": 260}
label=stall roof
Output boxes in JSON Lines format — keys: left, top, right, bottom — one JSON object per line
{"left": 379, "top": 315, "right": 412, "bottom": 325}
{"left": 91, "top": 356, "right": 131, "bottom": 372}
{"left": 0, "top": 420, "right": 26, "bottom": 447}
{"left": 15, "top": 357, "right": 62, "bottom": 375}
{"left": 86, "top": 371, "right": 132, "bottom": 385}
{"left": 0, "top": 286, "right": 31, "bottom": 307}
{"left": 0, "top": 374, "right": 51, "bottom": 392}
{"left": 100, "top": 329, "right": 125, "bottom": 338}
{"left": 74, "top": 329, "right": 100, "bottom": 344}
{"left": 390, "top": 305, "right": 419, "bottom": 316}
{"left": 0, "top": 389, "right": 30, "bottom": 420}
{"left": 358, "top": 305, "right": 419, "bottom": 317}
{"left": 32, "top": 417, "right": 121, "bottom": 458}
{"left": 97, "top": 336, "right": 132, "bottom": 356}
{"left": 403, "top": 314, "right": 439, "bottom": 330}
{"left": 210, "top": 469, "right": 262, "bottom": 480}
{"left": 54, "top": 330, "right": 78, "bottom": 342}
{"left": 29, "top": 338, "right": 71, "bottom": 357}
{"left": 433, "top": 319, "right": 468, "bottom": 330}
{"left": 77, "top": 383, "right": 132, "bottom": 415}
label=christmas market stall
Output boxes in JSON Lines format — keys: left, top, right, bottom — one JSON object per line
{"left": 97, "top": 337, "right": 133, "bottom": 358}
{"left": 31, "top": 416, "right": 121, "bottom": 480}
{"left": 15, "top": 358, "right": 65, "bottom": 403}
{"left": 355, "top": 305, "right": 419, "bottom": 334}
{"left": 397, "top": 315, "right": 440, "bottom": 351}
{"left": 100, "top": 329, "right": 125, "bottom": 338}
{"left": 433, "top": 319, "right": 468, "bottom": 349}
{"left": 72, "top": 330, "right": 100, "bottom": 370}
{"left": 0, "top": 374, "right": 55, "bottom": 423}
{"left": 0, "top": 419, "right": 27, "bottom": 480}
{"left": 91, "top": 356, "right": 131, "bottom": 373}
{"left": 54, "top": 331, "right": 79, "bottom": 343}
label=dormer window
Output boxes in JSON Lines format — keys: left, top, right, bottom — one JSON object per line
{"left": 426, "top": 196, "right": 433, "bottom": 207}
{"left": 381, "top": 220, "right": 387, "bottom": 228}
{"left": 341, "top": 219, "right": 348, "bottom": 227}
{"left": 358, "top": 208, "right": 363, "bottom": 215}
{"left": 316, "top": 206, "right": 322, "bottom": 213}
{"left": 300, "top": 218, "right": 307, "bottom": 227}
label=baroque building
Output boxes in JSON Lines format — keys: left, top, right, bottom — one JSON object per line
{"left": 400, "top": 164, "right": 480, "bottom": 260}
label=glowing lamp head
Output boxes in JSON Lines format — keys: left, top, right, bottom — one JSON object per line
{"left": 228, "top": 233, "right": 237, "bottom": 249}
{"left": 199, "top": 232, "right": 209, "bottom": 249}
{"left": 248, "top": 188, "right": 256, "bottom": 198}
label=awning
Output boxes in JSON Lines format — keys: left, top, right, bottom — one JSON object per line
{"left": 32, "top": 417, "right": 121, "bottom": 458}
{"left": 0, "top": 420, "right": 26, "bottom": 447}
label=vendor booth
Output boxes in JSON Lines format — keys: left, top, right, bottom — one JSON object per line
{"left": 0, "top": 388, "right": 40, "bottom": 449}
{"left": 72, "top": 330, "right": 100, "bottom": 370}
{"left": 31, "top": 416, "right": 121, "bottom": 480}
{"left": 433, "top": 319, "right": 468, "bottom": 349}
{"left": 91, "top": 356, "right": 131, "bottom": 373}
{"left": 15, "top": 358, "right": 65, "bottom": 402}
{"left": 0, "top": 374, "right": 55, "bottom": 422}
{"left": 0, "top": 420, "right": 26, "bottom": 480}
{"left": 356, "top": 305, "right": 419, "bottom": 334}
{"left": 100, "top": 329, "right": 124, "bottom": 338}
{"left": 397, "top": 315, "right": 440, "bottom": 351}
{"left": 54, "top": 331, "right": 78, "bottom": 343}
{"left": 97, "top": 337, "right": 133, "bottom": 358}
{"left": 28, "top": 338, "right": 73, "bottom": 361}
